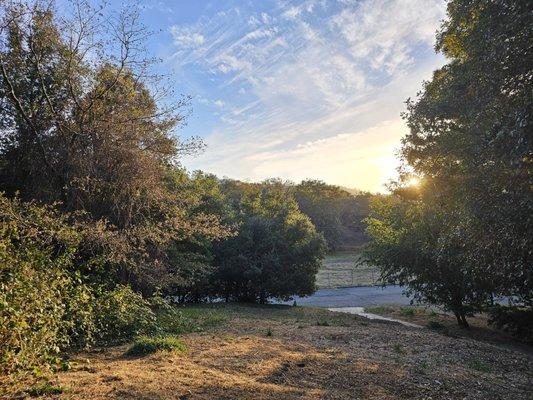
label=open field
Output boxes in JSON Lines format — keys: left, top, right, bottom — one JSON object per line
{"left": 316, "top": 251, "right": 381, "bottom": 289}
{"left": 9, "top": 304, "right": 531, "bottom": 400}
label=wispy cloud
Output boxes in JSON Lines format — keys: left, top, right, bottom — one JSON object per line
{"left": 170, "top": 26, "right": 205, "bottom": 48}
{"left": 167, "top": 0, "right": 446, "bottom": 192}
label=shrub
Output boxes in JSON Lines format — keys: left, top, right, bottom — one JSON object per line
{"left": 125, "top": 336, "right": 187, "bottom": 356}
{"left": 0, "top": 196, "right": 95, "bottom": 376}
{"left": 0, "top": 195, "right": 161, "bottom": 379}
{"left": 213, "top": 182, "right": 326, "bottom": 303}
{"left": 400, "top": 307, "right": 415, "bottom": 317}
{"left": 27, "top": 383, "right": 65, "bottom": 396}
{"left": 427, "top": 320, "right": 445, "bottom": 331}
{"left": 93, "top": 285, "right": 157, "bottom": 345}
{"left": 488, "top": 306, "right": 533, "bottom": 344}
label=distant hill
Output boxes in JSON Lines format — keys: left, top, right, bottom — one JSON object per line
{"left": 293, "top": 180, "right": 372, "bottom": 252}
{"left": 339, "top": 186, "right": 370, "bottom": 197}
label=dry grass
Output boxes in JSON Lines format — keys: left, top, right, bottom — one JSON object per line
{"left": 9, "top": 304, "right": 530, "bottom": 400}
{"left": 316, "top": 251, "right": 381, "bottom": 288}
{"left": 366, "top": 305, "right": 533, "bottom": 353}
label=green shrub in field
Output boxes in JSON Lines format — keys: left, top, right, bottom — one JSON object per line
{"left": 0, "top": 195, "right": 161, "bottom": 379}
{"left": 426, "top": 320, "right": 445, "bottom": 331}
{"left": 93, "top": 285, "right": 157, "bottom": 345}
{"left": 400, "top": 307, "right": 416, "bottom": 317}
{"left": 27, "top": 383, "right": 65, "bottom": 396}
{"left": 488, "top": 305, "right": 533, "bottom": 344}
{"left": 125, "top": 336, "right": 187, "bottom": 356}
{"left": 0, "top": 196, "right": 95, "bottom": 376}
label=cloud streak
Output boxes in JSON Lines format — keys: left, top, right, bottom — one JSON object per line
{"left": 167, "top": 0, "right": 446, "bottom": 192}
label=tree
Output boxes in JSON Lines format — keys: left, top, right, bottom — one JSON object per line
{"left": 402, "top": 0, "right": 532, "bottom": 305}
{"left": 366, "top": 0, "right": 532, "bottom": 326}
{"left": 293, "top": 180, "right": 370, "bottom": 251}
{"left": 214, "top": 180, "right": 326, "bottom": 303}
{"left": 0, "top": 1, "right": 230, "bottom": 294}
{"left": 365, "top": 191, "right": 494, "bottom": 327}
{"left": 0, "top": 1, "right": 192, "bottom": 225}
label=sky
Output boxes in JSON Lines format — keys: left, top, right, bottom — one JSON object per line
{"left": 137, "top": 0, "right": 447, "bottom": 193}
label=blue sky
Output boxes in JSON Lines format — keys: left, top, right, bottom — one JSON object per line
{"left": 137, "top": 0, "right": 446, "bottom": 192}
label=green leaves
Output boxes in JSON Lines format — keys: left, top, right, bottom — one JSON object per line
{"left": 213, "top": 182, "right": 326, "bottom": 302}
{"left": 0, "top": 194, "right": 93, "bottom": 376}
{"left": 367, "top": 0, "right": 533, "bottom": 326}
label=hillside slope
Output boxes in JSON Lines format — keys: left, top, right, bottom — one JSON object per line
{"left": 39, "top": 305, "right": 532, "bottom": 400}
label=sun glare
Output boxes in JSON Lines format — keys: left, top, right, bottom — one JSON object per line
{"left": 407, "top": 177, "right": 420, "bottom": 187}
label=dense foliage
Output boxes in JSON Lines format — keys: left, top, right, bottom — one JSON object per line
{"left": 293, "top": 180, "right": 370, "bottom": 251}
{"left": 0, "top": 0, "right": 225, "bottom": 380}
{"left": 0, "top": 195, "right": 93, "bottom": 375}
{"left": 214, "top": 180, "right": 326, "bottom": 303}
{"left": 365, "top": 0, "right": 532, "bottom": 328}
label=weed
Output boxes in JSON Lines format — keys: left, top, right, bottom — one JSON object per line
{"left": 126, "top": 335, "right": 187, "bottom": 356}
{"left": 467, "top": 359, "right": 490, "bottom": 373}
{"left": 392, "top": 343, "right": 405, "bottom": 354}
{"left": 415, "top": 360, "right": 429, "bottom": 374}
{"left": 427, "top": 320, "right": 445, "bottom": 330}
{"left": 400, "top": 307, "right": 415, "bottom": 317}
{"left": 266, "top": 328, "right": 273, "bottom": 337}
{"left": 27, "top": 382, "right": 65, "bottom": 396}
{"left": 316, "top": 320, "right": 330, "bottom": 326}
{"left": 366, "top": 306, "right": 394, "bottom": 314}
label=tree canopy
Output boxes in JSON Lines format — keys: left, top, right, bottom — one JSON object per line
{"left": 213, "top": 180, "right": 326, "bottom": 303}
{"left": 365, "top": 0, "right": 532, "bottom": 326}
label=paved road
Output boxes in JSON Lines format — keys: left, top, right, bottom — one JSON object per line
{"left": 278, "top": 285, "right": 413, "bottom": 308}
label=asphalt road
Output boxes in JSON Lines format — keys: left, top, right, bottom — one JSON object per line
{"left": 278, "top": 285, "right": 413, "bottom": 308}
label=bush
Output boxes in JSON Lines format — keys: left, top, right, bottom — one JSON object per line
{"left": 0, "top": 196, "right": 95, "bottom": 376}
{"left": 125, "top": 336, "right": 187, "bottom": 356}
{"left": 214, "top": 182, "right": 326, "bottom": 303}
{"left": 0, "top": 195, "right": 162, "bottom": 380}
{"left": 93, "top": 286, "right": 158, "bottom": 345}
{"left": 488, "top": 306, "right": 533, "bottom": 344}
{"left": 27, "top": 383, "right": 65, "bottom": 396}
{"left": 426, "top": 320, "right": 445, "bottom": 331}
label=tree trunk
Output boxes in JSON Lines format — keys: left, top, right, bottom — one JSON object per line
{"left": 454, "top": 311, "right": 462, "bottom": 326}
{"left": 454, "top": 308, "right": 470, "bottom": 328}
{"left": 460, "top": 312, "right": 470, "bottom": 329}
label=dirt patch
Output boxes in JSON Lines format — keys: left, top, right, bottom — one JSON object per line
{"left": 9, "top": 305, "right": 533, "bottom": 400}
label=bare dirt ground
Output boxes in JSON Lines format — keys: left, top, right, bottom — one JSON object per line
{"left": 22, "top": 305, "right": 532, "bottom": 400}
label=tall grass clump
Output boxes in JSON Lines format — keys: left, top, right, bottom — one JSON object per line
{"left": 125, "top": 336, "right": 187, "bottom": 356}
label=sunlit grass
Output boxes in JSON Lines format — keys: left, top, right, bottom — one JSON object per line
{"left": 126, "top": 336, "right": 187, "bottom": 356}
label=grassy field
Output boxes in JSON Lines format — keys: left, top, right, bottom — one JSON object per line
{"left": 316, "top": 250, "right": 381, "bottom": 289}
{"left": 16, "top": 303, "right": 531, "bottom": 400}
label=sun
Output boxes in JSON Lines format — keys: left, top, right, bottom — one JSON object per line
{"left": 407, "top": 177, "right": 420, "bottom": 187}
